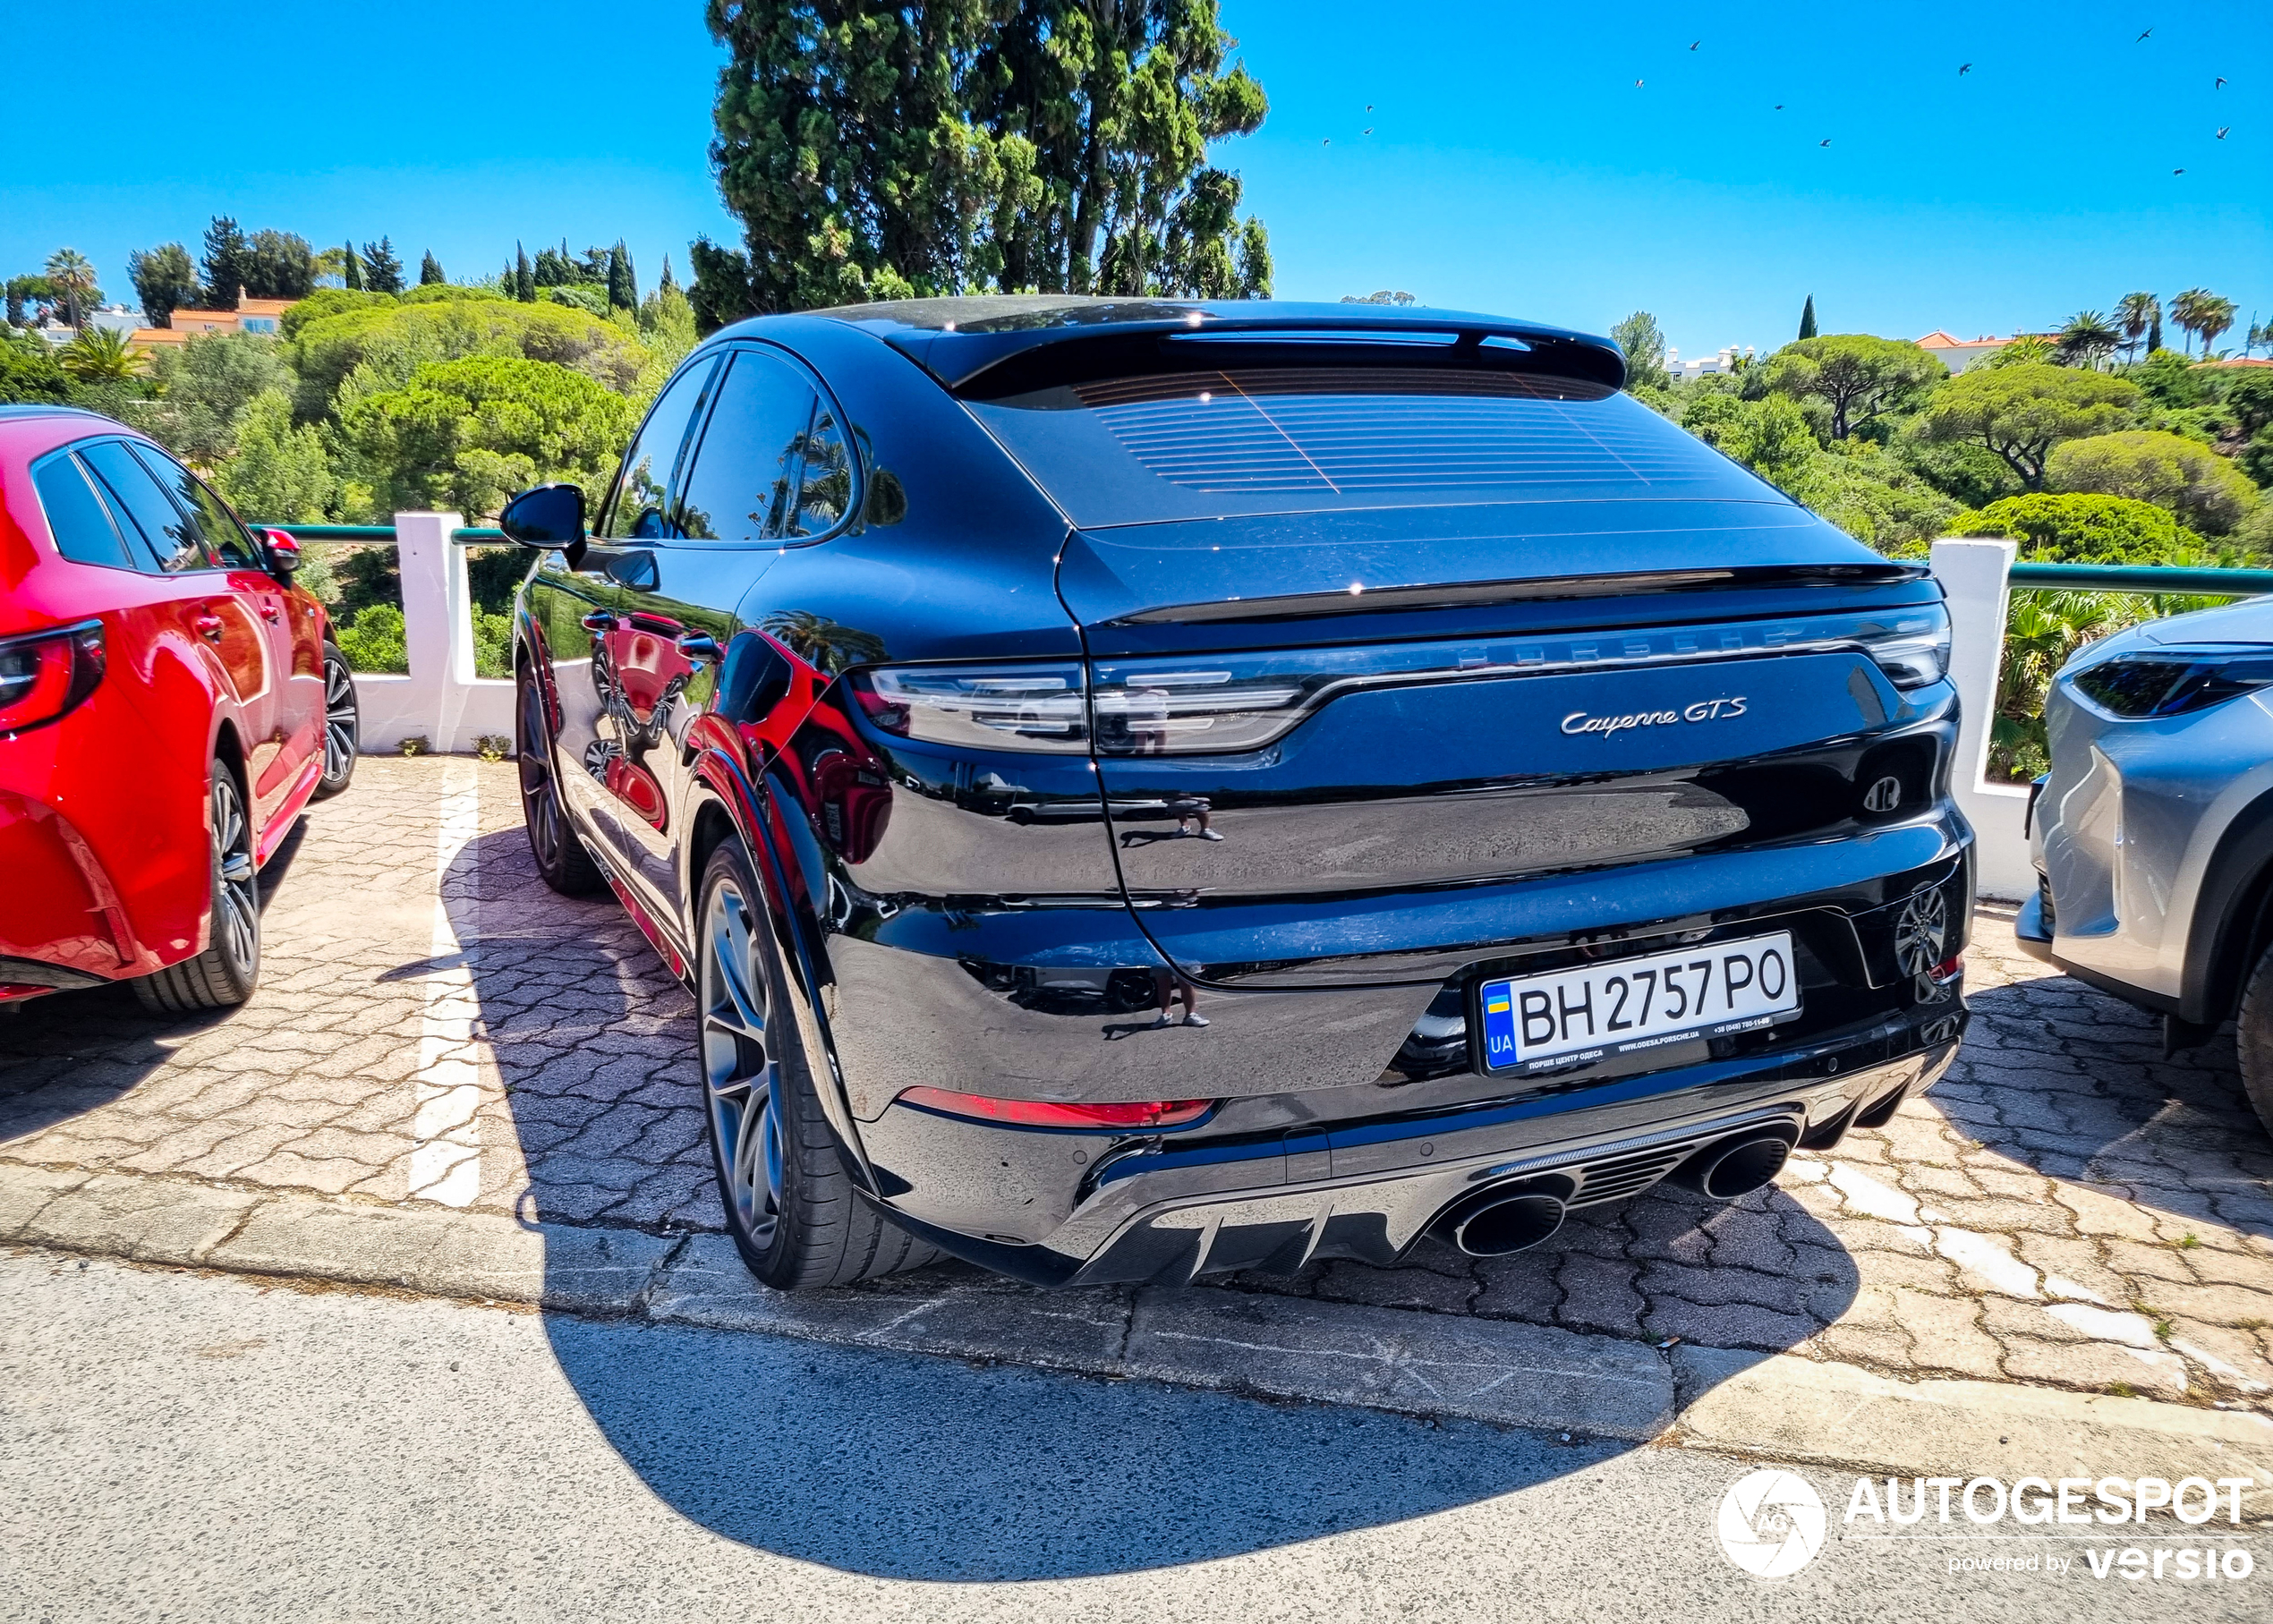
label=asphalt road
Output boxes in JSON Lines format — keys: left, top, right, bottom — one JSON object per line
{"left": 0, "top": 1251, "right": 2260, "bottom": 1624}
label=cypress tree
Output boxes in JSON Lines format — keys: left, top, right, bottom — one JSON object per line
{"left": 607, "top": 241, "right": 636, "bottom": 310}
{"left": 514, "top": 243, "right": 536, "bottom": 303}
{"left": 343, "top": 243, "right": 363, "bottom": 291}
{"left": 1798, "top": 294, "right": 1818, "bottom": 340}
{"left": 658, "top": 254, "right": 677, "bottom": 293}
{"left": 419, "top": 251, "right": 445, "bottom": 285}
{"left": 2148, "top": 310, "right": 2164, "bottom": 353}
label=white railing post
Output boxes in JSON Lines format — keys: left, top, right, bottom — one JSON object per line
{"left": 1929, "top": 537, "right": 2035, "bottom": 900}
{"left": 392, "top": 511, "right": 468, "bottom": 752}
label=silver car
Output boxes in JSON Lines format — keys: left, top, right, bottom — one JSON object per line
{"left": 2019, "top": 598, "right": 2273, "bottom": 1135}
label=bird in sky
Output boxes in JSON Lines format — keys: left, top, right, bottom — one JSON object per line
{"left": 2216, "top": 77, "right": 2226, "bottom": 88}
{"left": 2174, "top": 166, "right": 2185, "bottom": 174}
{"left": 2136, "top": 28, "right": 2152, "bottom": 43}
{"left": 1819, "top": 138, "right": 1832, "bottom": 147}
{"left": 1635, "top": 79, "right": 1645, "bottom": 88}
{"left": 2217, "top": 126, "right": 2230, "bottom": 138}
{"left": 1774, "top": 103, "right": 1783, "bottom": 109}
{"left": 1366, "top": 104, "right": 1373, "bottom": 110}
{"left": 1322, "top": 138, "right": 1330, "bottom": 145}
{"left": 1690, "top": 39, "right": 1700, "bottom": 50}
{"left": 1959, "top": 63, "right": 1971, "bottom": 74}
{"left": 1362, "top": 127, "right": 1373, "bottom": 135}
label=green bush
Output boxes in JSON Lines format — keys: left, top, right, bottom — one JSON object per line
{"left": 334, "top": 603, "right": 408, "bottom": 674}
{"left": 399, "top": 284, "right": 507, "bottom": 307}
{"left": 291, "top": 298, "right": 647, "bottom": 416}
{"left": 279, "top": 288, "right": 396, "bottom": 341}
{"left": 336, "top": 353, "right": 637, "bottom": 521}
{"left": 1949, "top": 492, "right": 2209, "bottom": 562}
{"left": 2046, "top": 429, "right": 2260, "bottom": 535}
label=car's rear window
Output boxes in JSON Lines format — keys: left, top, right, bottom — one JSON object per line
{"left": 962, "top": 367, "right": 1772, "bottom": 528}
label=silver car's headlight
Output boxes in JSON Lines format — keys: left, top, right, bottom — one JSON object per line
{"left": 2068, "top": 646, "right": 2273, "bottom": 718}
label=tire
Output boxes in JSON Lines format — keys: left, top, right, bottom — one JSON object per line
{"left": 134, "top": 759, "right": 260, "bottom": 1012}
{"left": 311, "top": 641, "right": 358, "bottom": 800}
{"left": 2239, "top": 939, "right": 2273, "bottom": 1143}
{"left": 516, "top": 661, "right": 602, "bottom": 895}
{"left": 695, "top": 838, "right": 941, "bottom": 1288}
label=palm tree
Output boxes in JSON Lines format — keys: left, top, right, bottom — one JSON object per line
{"left": 57, "top": 326, "right": 140, "bottom": 383}
{"left": 2056, "top": 310, "right": 2121, "bottom": 370}
{"left": 42, "top": 248, "right": 97, "bottom": 328}
{"left": 2169, "top": 288, "right": 2217, "bottom": 357}
{"left": 2115, "top": 292, "right": 2159, "bottom": 363}
{"left": 2247, "top": 316, "right": 2271, "bottom": 359}
{"left": 2196, "top": 294, "right": 2238, "bottom": 358}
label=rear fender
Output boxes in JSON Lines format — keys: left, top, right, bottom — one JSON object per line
{"left": 687, "top": 746, "right": 878, "bottom": 1193}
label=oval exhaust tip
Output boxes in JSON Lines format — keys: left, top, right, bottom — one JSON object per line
{"left": 1450, "top": 1192, "right": 1567, "bottom": 1256}
{"left": 1673, "top": 1133, "right": 1793, "bottom": 1201}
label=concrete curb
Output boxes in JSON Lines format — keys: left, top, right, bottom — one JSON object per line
{"left": 4, "top": 1161, "right": 2268, "bottom": 1501}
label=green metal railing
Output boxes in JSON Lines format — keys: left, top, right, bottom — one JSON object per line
{"left": 257, "top": 523, "right": 507, "bottom": 545}
{"left": 2006, "top": 562, "right": 2273, "bottom": 595}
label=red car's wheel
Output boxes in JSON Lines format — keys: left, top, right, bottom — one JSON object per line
{"left": 133, "top": 759, "right": 260, "bottom": 1012}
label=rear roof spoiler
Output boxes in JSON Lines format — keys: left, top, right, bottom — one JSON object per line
{"left": 813, "top": 299, "right": 1630, "bottom": 396}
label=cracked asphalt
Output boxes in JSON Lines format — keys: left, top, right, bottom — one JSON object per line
{"left": 3, "top": 757, "right": 2270, "bottom": 1408}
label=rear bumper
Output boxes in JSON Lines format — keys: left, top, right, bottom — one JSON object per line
{"left": 862, "top": 1020, "right": 1963, "bottom": 1287}
{"left": 0, "top": 788, "right": 138, "bottom": 982}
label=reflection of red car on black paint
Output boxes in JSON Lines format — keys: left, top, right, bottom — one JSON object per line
{"left": 0, "top": 405, "right": 358, "bottom": 1012}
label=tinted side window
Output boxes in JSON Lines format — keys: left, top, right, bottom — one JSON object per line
{"left": 30, "top": 450, "right": 134, "bottom": 571}
{"left": 786, "top": 401, "right": 853, "bottom": 539}
{"left": 133, "top": 445, "right": 259, "bottom": 567}
{"left": 79, "top": 440, "right": 208, "bottom": 573}
{"left": 602, "top": 357, "right": 717, "bottom": 539}
{"left": 675, "top": 349, "right": 817, "bottom": 544}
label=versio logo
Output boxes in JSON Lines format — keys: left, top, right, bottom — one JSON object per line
{"left": 1718, "top": 1469, "right": 1826, "bottom": 1577}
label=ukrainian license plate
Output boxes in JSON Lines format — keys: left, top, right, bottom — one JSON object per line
{"left": 1479, "top": 931, "right": 1801, "bottom": 1073}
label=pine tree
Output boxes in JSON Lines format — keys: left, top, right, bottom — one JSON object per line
{"left": 1798, "top": 294, "right": 1818, "bottom": 340}
{"left": 514, "top": 243, "right": 535, "bottom": 303}
{"left": 606, "top": 241, "right": 636, "bottom": 310}
{"left": 201, "top": 216, "right": 248, "bottom": 309}
{"left": 343, "top": 243, "right": 363, "bottom": 291}
{"left": 658, "top": 254, "right": 677, "bottom": 293}
{"left": 419, "top": 251, "right": 445, "bottom": 285}
{"left": 362, "top": 237, "right": 404, "bottom": 294}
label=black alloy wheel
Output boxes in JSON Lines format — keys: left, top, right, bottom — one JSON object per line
{"left": 695, "top": 838, "right": 941, "bottom": 1288}
{"left": 312, "top": 641, "right": 358, "bottom": 799}
{"left": 134, "top": 760, "right": 260, "bottom": 1012}
{"left": 516, "top": 663, "right": 601, "bottom": 895}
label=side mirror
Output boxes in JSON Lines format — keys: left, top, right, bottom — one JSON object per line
{"left": 499, "top": 483, "right": 587, "bottom": 548}
{"left": 259, "top": 527, "right": 302, "bottom": 577}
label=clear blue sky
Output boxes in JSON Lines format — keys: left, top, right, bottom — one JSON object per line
{"left": 4, "top": 0, "right": 2266, "bottom": 356}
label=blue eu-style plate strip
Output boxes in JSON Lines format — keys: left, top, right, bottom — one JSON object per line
{"left": 1481, "top": 983, "right": 1519, "bottom": 1069}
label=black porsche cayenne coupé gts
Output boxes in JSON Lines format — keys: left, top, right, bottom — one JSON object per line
{"left": 502, "top": 296, "right": 1972, "bottom": 1290}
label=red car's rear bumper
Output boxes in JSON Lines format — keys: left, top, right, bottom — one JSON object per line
{"left": 0, "top": 786, "right": 142, "bottom": 994}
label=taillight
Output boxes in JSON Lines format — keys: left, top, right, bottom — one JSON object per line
{"left": 850, "top": 663, "right": 1089, "bottom": 752}
{"left": 0, "top": 620, "right": 105, "bottom": 738}
{"left": 898, "top": 1086, "right": 1213, "bottom": 1130}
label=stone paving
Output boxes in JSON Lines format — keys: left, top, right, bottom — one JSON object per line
{"left": 4, "top": 758, "right": 2271, "bottom": 1411}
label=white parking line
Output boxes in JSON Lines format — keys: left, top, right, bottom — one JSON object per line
{"left": 406, "top": 761, "right": 484, "bottom": 1206}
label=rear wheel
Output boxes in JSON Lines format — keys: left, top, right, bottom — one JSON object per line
{"left": 311, "top": 641, "right": 357, "bottom": 799}
{"left": 2238, "top": 940, "right": 2273, "bottom": 1142}
{"left": 696, "top": 838, "right": 939, "bottom": 1288}
{"left": 516, "top": 662, "right": 602, "bottom": 895}
{"left": 134, "top": 760, "right": 260, "bottom": 1012}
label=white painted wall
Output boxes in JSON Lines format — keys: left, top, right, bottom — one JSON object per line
{"left": 341, "top": 512, "right": 515, "bottom": 755}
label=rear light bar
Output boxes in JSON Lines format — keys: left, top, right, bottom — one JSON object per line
{"left": 849, "top": 603, "right": 1953, "bottom": 758}
{"left": 898, "top": 1086, "right": 1213, "bottom": 1130}
{"left": 0, "top": 620, "right": 105, "bottom": 739}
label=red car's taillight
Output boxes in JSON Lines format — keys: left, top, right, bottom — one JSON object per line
{"left": 898, "top": 1086, "right": 1213, "bottom": 1130}
{"left": 0, "top": 620, "right": 106, "bottom": 738}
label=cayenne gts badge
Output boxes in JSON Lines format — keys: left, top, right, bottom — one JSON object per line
{"left": 1561, "top": 696, "right": 1748, "bottom": 737}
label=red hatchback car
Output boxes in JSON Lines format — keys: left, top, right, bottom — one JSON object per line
{"left": 0, "top": 404, "right": 357, "bottom": 1012}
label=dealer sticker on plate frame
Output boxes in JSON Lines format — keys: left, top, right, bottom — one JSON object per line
{"left": 1479, "top": 930, "right": 1801, "bottom": 1074}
